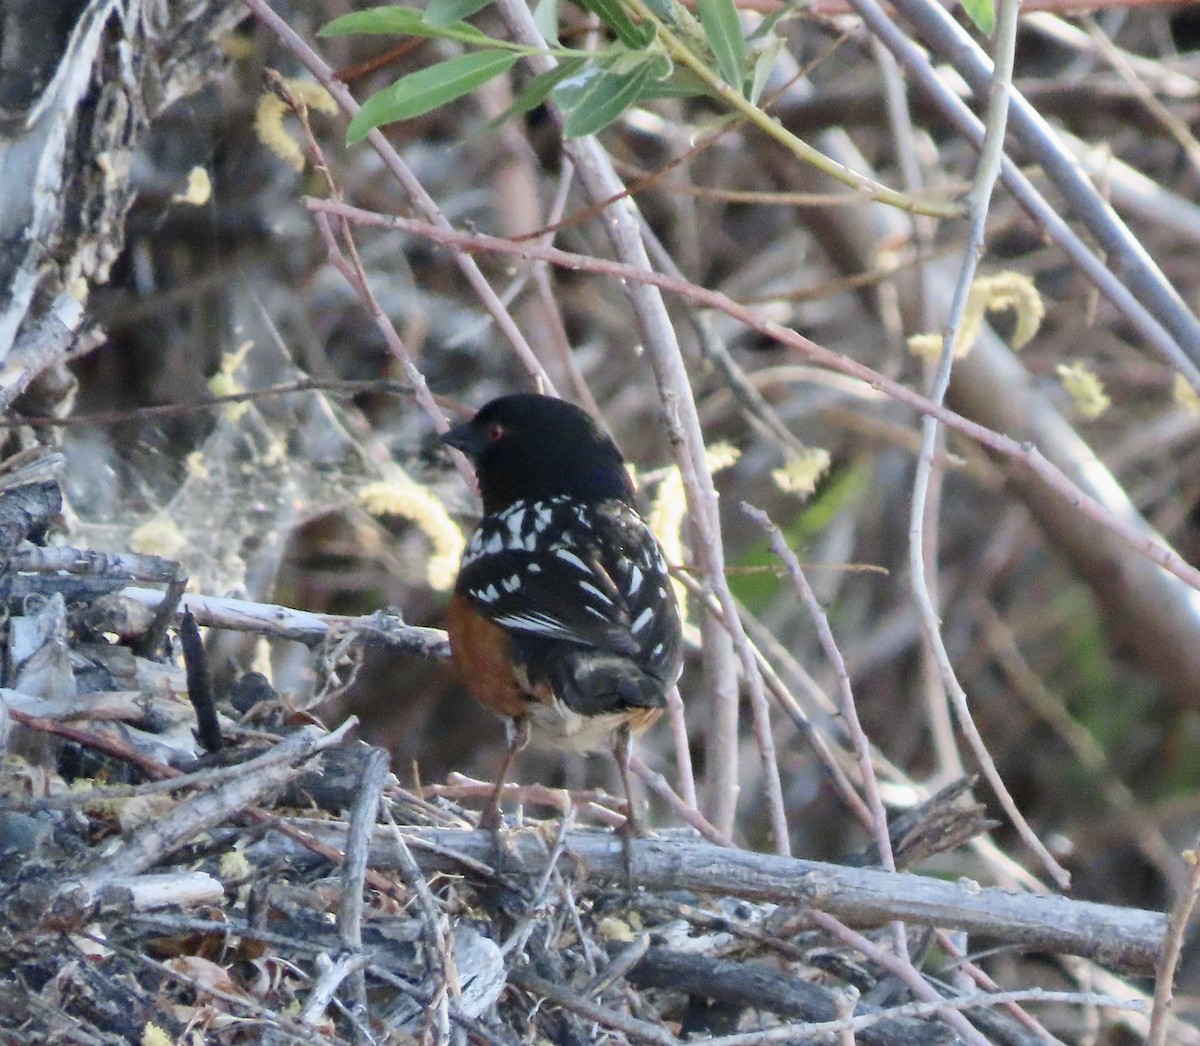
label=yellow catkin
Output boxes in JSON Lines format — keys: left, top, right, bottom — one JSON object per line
{"left": 255, "top": 80, "right": 337, "bottom": 172}
{"left": 1056, "top": 361, "right": 1111, "bottom": 419}
{"left": 219, "top": 850, "right": 252, "bottom": 879}
{"left": 1174, "top": 373, "right": 1200, "bottom": 415}
{"left": 771, "top": 447, "right": 831, "bottom": 496}
{"left": 647, "top": 444, "right": 741, "bottom": 625}
{"left": 908, "top": 271, "right": 1043, "bottom": 361}
{"left": 172, "top": 166, "right": 212, "bottom": 206}
{"left": 130, "top": 515, "right": 187, "bottom": 559}
{"left": 141, "top": 1024, "right": 173, "bottom": 1046}
{"left": 207, "top": 340, "right": 255, "bottom": 421}
{"left": 360, "top": 471, "right": 465, "bottom": 592}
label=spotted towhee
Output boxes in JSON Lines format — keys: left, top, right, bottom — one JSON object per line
{"left": 442, "top": 394, "right": 683, "bottom": 832}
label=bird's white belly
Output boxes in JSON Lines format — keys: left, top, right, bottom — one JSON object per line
{"left": 524, "top": 700, "right": 631, "bottom": 753}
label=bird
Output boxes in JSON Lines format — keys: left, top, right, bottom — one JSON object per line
{"left": 442, "top": 393, "right": 684, "bottom": 836}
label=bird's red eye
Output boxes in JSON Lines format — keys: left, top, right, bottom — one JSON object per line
{"left": 488, "top": 423, "right": 506, "bottom": 442}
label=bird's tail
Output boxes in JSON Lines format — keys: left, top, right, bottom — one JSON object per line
{"left": 553, "top": 655, "right": 668, "bottom": 717}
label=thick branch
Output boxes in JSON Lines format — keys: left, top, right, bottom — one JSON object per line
{"left": 289, "top": 824, "right": 1165, "bottom": 970}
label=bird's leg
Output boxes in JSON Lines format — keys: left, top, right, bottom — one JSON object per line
{"left": 612, "top": 722, "right": 640, "bottom": 890}
{"left": 480, "top": 715, "right": 530, "bottom": 831}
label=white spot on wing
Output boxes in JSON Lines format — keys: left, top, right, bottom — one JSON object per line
{"left": 485, "top": 532, "right": 503, "bottom": 554}
{"left": 554, "top": 548, "right": 590, "bottom": 572}
{"left": 502, "top": 574, "right": 521, "bottom": 593}
{"left": 631, "top": 607, "right": 654, "bottom": 633}
{"left": 527, "top": 562, "right": 542, "bottom": 573}
{"left": 495, "top": 611, "right": 577, "bottom": 640}
{"left": 474, "top": 584, "right": 500, "bottom": 603}
{"left": 628, "top": 564, "right": 643, "bottom": 595}
{"left": 578, "top": 580, "right": 612, "bottom": 604}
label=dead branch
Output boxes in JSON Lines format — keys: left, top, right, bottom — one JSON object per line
{"left": 289, "top": 823, "right": 1166, "bottom": 970}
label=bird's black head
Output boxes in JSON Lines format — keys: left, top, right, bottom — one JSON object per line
{"left": 443, "top": 394, "right": 636, "bottom": 514}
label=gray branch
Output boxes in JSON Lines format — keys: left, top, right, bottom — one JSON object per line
{"left": 288, "top": 823, "right": 1165, "bottom": 971}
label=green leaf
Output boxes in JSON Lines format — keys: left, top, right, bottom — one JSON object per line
{"left": 575, "top": 0, "right": 656, "bottom": 49}
{"left": 638, "top": 65, "right": 713, "bottom": 100}
{"left": 748, "top": 35, "right": 783, "bottom": 105}
{"left": 425, "top": 0, "right": 495, "bottom": 25}
{"left": 321, "top": 6, "right": 490, "bottom": 45}
{"left": 485, "top": 57, "right": 587, "bottom": 127}
{"left": 346, "top": 49, "right": 518, "bottom": 143}
{"left": 696, "top": 0, "right": 746, "bottom": 93}
{"left": 642, "top": 0, "right": 676, "bottom": 21}
{"left": 556, "top": 59, "right": 656, "bottom": 138}
{"left": 747, "top": 0, "right": 803, "bottom": 41}
{"left": 959, "top": 0, "right": 995, "bottom": 34}
{"left": 532, "top": 0, "right": 560, "bottom": 44}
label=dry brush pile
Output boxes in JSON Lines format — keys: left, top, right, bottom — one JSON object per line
{"left": 2, "top": 0, "right": 1200, "bottom": 1041}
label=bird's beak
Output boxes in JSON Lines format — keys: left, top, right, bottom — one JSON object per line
{"left": 441, "top": 421, "right": 482, "bottom": 458}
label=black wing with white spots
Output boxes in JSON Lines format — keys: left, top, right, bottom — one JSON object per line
{"left": 454, "top": 496, "right": 683, "bottom": 688}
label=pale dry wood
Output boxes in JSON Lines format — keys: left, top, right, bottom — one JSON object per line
{"left": 287, "top": 824, "right": 1165, "bottom": 970}
{"left": 51, "top": 872, "right": 225, "bottom": 915}
{"left": 80, "top": 721, "right": 352, "bottom": 881}
{"left": 119, "top": 585, "right": 451, "bottom": 658}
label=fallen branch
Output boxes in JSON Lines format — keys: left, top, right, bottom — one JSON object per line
{"left": 284, "top": 824, "right": 1165, "bottom": 970}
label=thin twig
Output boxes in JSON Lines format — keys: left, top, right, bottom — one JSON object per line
{"left": 622, "top": 0, "right": 962, "bottom": 219}
{"left": 663, "top": 683, "right": 698, "bottom": 811}
{"left": 741, "top": 504, "right": 894, "bottom": 873}
{"left": 369, "top": 967, "right": 507, "bottom": 1045}
{"left": 80, "top": 722, "right": 352, "bottom": 881}
{"left": 509, "top": 968, "right": 680, "bottom": 1045}
{"left": 704, "top": 986, "right": 1143, "bottom": 1045}
{"left": 501, "top": 806, "right": 576, "bottom": 957}
{"left": 936, "top": 930, "right": 1067, "bottom": 1046}
{"left": 267, "top": 76, "right": 477, "bottom": 492}
{"left": 97, "top": 936, "right": 344, "bottom": 1046}
{"left": 336, "top": 746, "right": 389, "bottom": 1041}
{"left": 120, "top": 586, "right": 450, "bottom": 656}
{"left": 1148, "top": 832, "right": 1200, "bottom": 1046}
{"left": 1082, "top": 15, "right": 1200, "bottom": 176}
{"left": 678, "top": 559, "right": 928, "bottom": 836}
{"left": 380, "top": 799, "right": 456, "bottom": 1044}
{"left": 579, "top": 933, "right": 651, "bottom": 999}
{"left": 136, "top": 568, "right": 187, "bottom": 660}
{"left": 903, "top": 0, "right": 1069, "bottom": 887}
{"left": 629, "top": 753, "right": 734, "bottom": 846}
{"left": 298, "top": 952, "right": 372, "bottom": 1029}
{"left": 0, "top": 293, "right": 84, "bottom": 410}
{"left": 0, "top": 377, "right": 428, "bottom": 430}
{"left": 810, "top": 911, "right": 993, "bottom": 1046}
{"left": 430, "top": 774, "right": 627, "bottom": 827}
{"left": 741, "top": 502, "right": 907, "bottom": 959}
